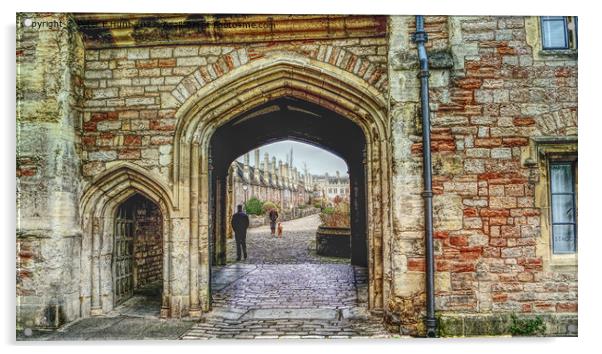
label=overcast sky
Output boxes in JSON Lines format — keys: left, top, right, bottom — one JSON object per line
{"left": 236, "top": 140, "right": 348, "bottom": 176}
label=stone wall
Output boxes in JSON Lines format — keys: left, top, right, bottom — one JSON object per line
{"left": 16, "top": 14, "right": 578, "bottom": 336}
{"left": 247, "top": 207, "right": 320, "bottom": 228}
{"left": 387, "top": 15, "right": 577, "bottom": 336}
{"left": 16, "top": 13, "right": 85, "bottom": 329}
{"left": 79, "top": 37, "right": 389, "bottom": 186}
{"left": 132, "top": 199, "right": 163, "bottom": 288}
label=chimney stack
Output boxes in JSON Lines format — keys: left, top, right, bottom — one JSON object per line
{"left": 243, "top": 153, "right": 250, "bottom": 181}
{"left": 272, "top": 156, "right": 278, "bottom": 185}
{"left": 254, "top": 149, "right": 261, "bottom": 184}
{"left": 278, "top": 160, "right": 284, "bottom": 188}
{"left": 263, "top": 152, "right": 270, "bottom": 180}
{"left": 284, "top": 162, "right": 289, "bottom": 188}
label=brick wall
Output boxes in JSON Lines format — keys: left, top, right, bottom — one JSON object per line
{"left": 80, "top": 37, "right": 388, "bottom": 182}
{"left": 420, "top": 16, "right": 577, "bottom": 322}
{"left": 133, "top": 201, "right": 163, "bottom": 288}
{"left": 17, "top": 14, "right": 578, "bottom": 335}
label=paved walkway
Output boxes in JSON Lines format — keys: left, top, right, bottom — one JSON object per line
{"left": 18, "top": 284, "right": 195, "bottom": 341}
{"left": 182, "top": 214, "right": 392, "bottom": 339}
{"left": 225, "top": 214, "right": 349, "bottom": 264}
{"left": 19, "top": 214, "right": 393, "bottom": 340}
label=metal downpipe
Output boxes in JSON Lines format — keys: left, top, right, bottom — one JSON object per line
{"left": 413, "top": 15, "right": 437, "bottom": 337}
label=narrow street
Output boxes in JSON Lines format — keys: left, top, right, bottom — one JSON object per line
{"left": 182, "top": 214, "right": 392, "bottom": 339}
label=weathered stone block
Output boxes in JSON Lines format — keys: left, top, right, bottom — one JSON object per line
{"left": 127, "top": 48, "right": 150, "bottom": 60}
{"left": 88, "top": 150, "right": 117, "bottom": 161}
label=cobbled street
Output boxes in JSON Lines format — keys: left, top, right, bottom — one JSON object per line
{"left": 181, "top": 214, "right": 393, "bottom": 339}
{"left": 18, "top": 214, "right": 393, "bottom": 340}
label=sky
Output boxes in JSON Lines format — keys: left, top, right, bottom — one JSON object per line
{"left": 236, "top": 140, "right": 348, "bottom": 176}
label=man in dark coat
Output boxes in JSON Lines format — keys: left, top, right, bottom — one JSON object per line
{"left": 231, "top": 204, "right": 250, "bottom": 261}
{"left": 268, "top": 208, "right": 279, "bottom": 236}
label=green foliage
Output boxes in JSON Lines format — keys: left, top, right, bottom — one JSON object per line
{"left": 319, "top": 201, "right": 350, "bottom": 228}
{"left": 244, "top": 197, "right": 264, "bottom": 215}
{"left": 509, "top": 314, "right": 546, "bottom": 336}
{"left": 261, "top": 201, "right": 279, "bottom": 214}
{"left": 322, "top": 206, "right": 335, "bottom": 214}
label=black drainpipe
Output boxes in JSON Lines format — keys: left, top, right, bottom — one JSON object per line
{"left": 413, "top": 15, "right": 437, "bottom": 337}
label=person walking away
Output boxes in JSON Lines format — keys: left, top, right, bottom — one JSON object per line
{"left": 231, "top": 204, "right": 249, "bottom": 261}
{"left": 268, "top": 208, "right": 279, "bottom": 236}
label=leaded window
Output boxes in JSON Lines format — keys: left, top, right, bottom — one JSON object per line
{"left": 549, "top": 161, "right": 577, "bottom": 253}
{"left": 541, "top": 16, "right": 578, "bottom": 50}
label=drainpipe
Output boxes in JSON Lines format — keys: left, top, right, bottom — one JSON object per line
{"left": 413, "top": 15, "right": 437, "bottom": 337}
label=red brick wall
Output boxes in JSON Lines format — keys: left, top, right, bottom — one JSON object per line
{"left": 411, "top": 16, "right": 577, "bottom": 316}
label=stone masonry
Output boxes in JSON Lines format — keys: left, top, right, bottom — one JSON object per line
{"left": 16, "top": 14, "right": 577, "bottom": 336}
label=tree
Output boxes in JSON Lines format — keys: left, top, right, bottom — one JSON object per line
{"left": 244, "top": 197, "right": 264, "bottom": 215}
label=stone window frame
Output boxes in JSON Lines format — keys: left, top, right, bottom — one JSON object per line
{"left": 525, "top": 136, "right": 578, "bottom": 272}
{"left": 525, "top": 16, "right": 578, "bottom": 61}
{"left": 548, "top": 158, "right": 578, "bottom": 254}
{"left": 540, "top": 16, "right": 578, "bottom": 51}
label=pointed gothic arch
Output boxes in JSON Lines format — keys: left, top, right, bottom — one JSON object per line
{"left": 79, "top": 163, "right": 175, "bottom": 318}
{"left": 172, "top": 53, "right": 393, "bottom": 313}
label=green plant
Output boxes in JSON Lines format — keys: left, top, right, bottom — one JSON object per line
{"left": 319, "top": 200, "right": 350, "bottom": 228}
{"left": 322, "top": 206, "right": 335, "bottom": 214}
{"left": 244, "top": 197, "right": 264, "bottom": 215}
{"left": 509, "top": 314, "right": 546, "bottom": 336}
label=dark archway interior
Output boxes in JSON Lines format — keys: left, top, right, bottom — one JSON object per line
{"left": 208, "top": 97, "right": 368, "bottom": 273}
{"left": 113, "top": 193, "right": 163, "bottom": 311}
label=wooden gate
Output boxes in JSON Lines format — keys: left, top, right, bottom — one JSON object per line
{"left": 113, "top": 206, "right": 134, "bottom": 305}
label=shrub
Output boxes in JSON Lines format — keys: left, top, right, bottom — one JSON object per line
{"left": 319, "top": 201, "right": 350, "bottom": 228}
{"left": 244, "top": 197, "right": 264, "bottom": 215}
{"left": 322, "top": 206, "right": 335, "bottom": 214}
{"left": 509, "top": 314, "right": 546, "bottom": 336}
{"left": 262, "top": 201, "right": 279, "bottom": 214}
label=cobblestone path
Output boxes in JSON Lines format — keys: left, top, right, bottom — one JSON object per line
{"left": 181, "top": 214, "right": 393, "bottom": 339}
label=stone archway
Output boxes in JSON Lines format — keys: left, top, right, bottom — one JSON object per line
{"left": 208, "top": 97, "right": 368, "bottom": 268}
{"left": 173, "top": 53, "right": 392, "bottom": 314}
{"left": 79, "top": 163, "right": 175, "bottom": 318}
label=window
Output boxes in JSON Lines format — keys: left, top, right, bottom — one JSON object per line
{"left": 541, "top": 16, "right": 578, "bottom": 50}
{"left": 549, "top": 160, "right": 577, "bottom": 254}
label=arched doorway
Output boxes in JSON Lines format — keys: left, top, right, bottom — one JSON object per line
{"left": 208, "top": 97, "right": 368, "bottom": 270}
{"left": 113, "top": 194, "right": 164, "bottom": 311}
{"left": 173, "top": 55, "right": 391, "bottom": 314}
{"left": 79, "top": 164, "right": 174, "bottom": 318}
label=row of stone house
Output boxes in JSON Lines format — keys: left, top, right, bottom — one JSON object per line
{"left": 230, "top": 149, "right": 313, "bottom": 211}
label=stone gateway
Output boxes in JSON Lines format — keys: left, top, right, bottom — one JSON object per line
{"left": 16, "top": 13, "right": 577, "bottom": 337}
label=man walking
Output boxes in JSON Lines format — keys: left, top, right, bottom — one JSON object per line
{"left": 268, "top": 208, "right": 279, "bottom": 236}
{"left": 231, "top": 204, "right": 249, "bottom": 261}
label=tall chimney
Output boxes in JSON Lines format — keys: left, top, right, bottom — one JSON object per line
{"left": 243, "top": 152, "right": 250, "bottom": 181}
{"left": 284, "top": 163, "right": 290, "bottom": 188}
{"left": 263, "top": 152, "right": 270, "bottom": 181}
{"left": 254, "top": 149, "right": 261, "bottom": 184}
{"left": 272, "top": 156, "right": 278, "bottom": 186}
{"left": 294, "top": 168, "right": 299, "bottom": 187}
{"left": 278, "top": 160, "right": 284, "bottom": 188}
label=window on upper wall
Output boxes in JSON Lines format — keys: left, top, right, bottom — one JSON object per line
{"left": 541, "top": 16, "right": 578, "bottom": 50}
{"left": 549, "top": 160, "right": 578, "bottom": 254}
